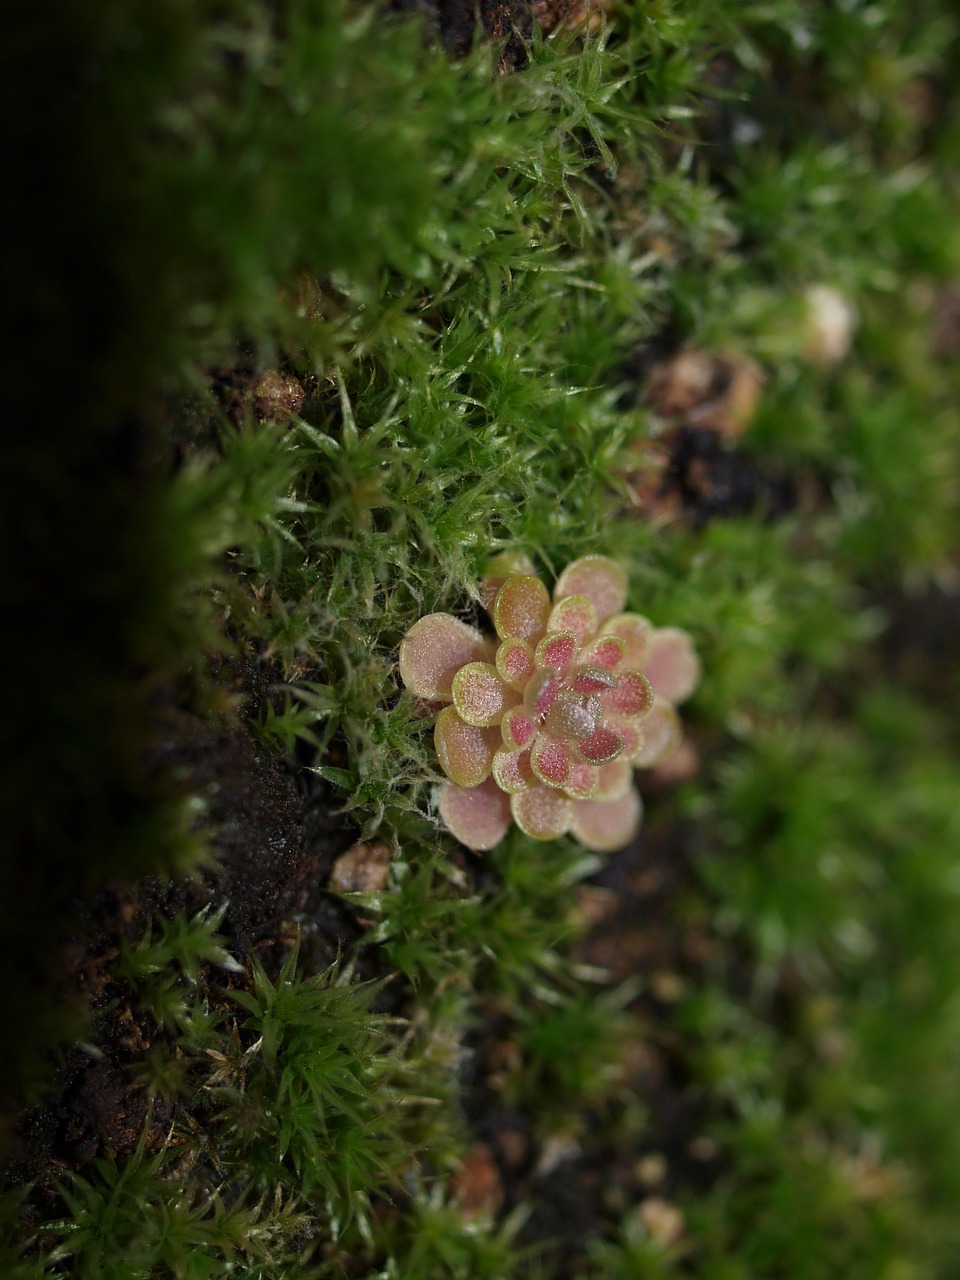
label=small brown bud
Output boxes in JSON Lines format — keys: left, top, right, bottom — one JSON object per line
{"left": 329, "top": 842, "right": 392, "bottom": 894}
{"left": 451, "top": 1143, "right": 503, "bottom": 1220}
{"left": 636, "top": 1196, "right": 685, "bottom": 1246}
{"left": 252, "top": 369, "right": 305, "bottom": 422}
{"left": 647, "top": 349, "right": 765, "bottom": 438}
{"left": 801, "top": 286, "right": 857, "bottom": 364}
{"left": 633, "top": 1152, "right": 668, "bottom": 1188}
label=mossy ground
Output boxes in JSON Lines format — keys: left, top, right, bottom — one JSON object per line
{"left": 4, "top": 0, "right": 960, "bottom": 1276}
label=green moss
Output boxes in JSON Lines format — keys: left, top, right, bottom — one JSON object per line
{"left": 7, "top": 0, "right": 960, "bottom": 1274}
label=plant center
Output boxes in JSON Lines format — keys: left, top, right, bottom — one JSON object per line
{"left": 524, "top": 664, "right": 618, "bottom": 741}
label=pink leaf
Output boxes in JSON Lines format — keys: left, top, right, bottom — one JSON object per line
{"left": 604, "top": 716, "right": 643, "bottom": 763}
{"left": 434, "top": 707, "right": 500, "bottom": 788}
{"left": 438, "top": 779, "right": 512, "bottom": 851}
{"left": 501, "top": 706, "right": 538, "bottom": 751}
{"left": 492, "top": 747, "right": 535, "bottom": 794}
{"left": 553, "top": 556, "right": 628, "bottom": 624}
{"left": 530, "top": 735, "right": 573, "bottom": 789}
{"left": 496, "top": 638, "right": 536, "bottom": 692}
{"left": 571, "top": 788, "right": 643, "bottom": 852}
{"left": 569, "top": 666, "right": 617, "bottom": 695}
{"left": 547, "top": 594, "right": 597, "bottom": 646}
{"left": 522, "top": 668, "right": 561, "bottom": 720}
{"left": 534, "top": 630, "right": 578, "bottom": 674}
{"left": 604, "top": 669, "right": 654, "bottom": 720}
{"left": 481, "top": 550, "right": 538, "bottom": 612}
{"left": 399, "top": 613, "right": 493, "bottom": 701}
{"left": 511, "top": 785, "right": 575, "bottom": 841}
{"left": 565, "top": 760, "right": 599, "bottom": 800}
{"left": 580, "top": 634, "right": 627, "bottom": 671}
{"left": 574, "top": 726, "right": 625, "bottom": 765}
{"left": 494, "top": 575, "right": 551, "bottom": 643}
{"left": 599, "top": 613, "right": 653, "bottom": 669}
{"left": 643, "top": 627, "right": 701, "bottom": 704}
{"left": 632, "top": 698, "right": 682, "bottom": 767}
{"left": 452, "top": 662, "right": 515, "bottom": 727}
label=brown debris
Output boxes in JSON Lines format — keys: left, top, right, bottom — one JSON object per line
{"left": 801, "top": 285, "right": 857, "bottom": 365}
{"left": 535, "top": 1131, "right": 581, "bottom": 1177}
{"left": 530, "top": 0, "right": 610, "bottom": 35}
{"left": 451, "top": 1141, "right": 505, "bottom": 1219}
{"left": 252, "top": 369, "right": 305, "bottom": 423}
{"left": 931, "top": 284, "right": 960, "bottom": 358}
{"left": 688, "top": 1134, "right": 718, "bottom": 1162}
{"left": 636, "top": 1195, "right": 685, "bottom": 1245}
{"left": 569, "top": 884, "right": 619, "bottom": 929}
{"left": 496, "top": 1127, "right": 530, "bottom": 1170}
{"left": 841, "top": 1148, "right": 905, "bottom": 1202}
{"left": 646, "top": 349, "right": 765, "bottom": 440}
{"left": 621, "top": 437, "right": 684, "bottom": 527}
{"left": 328, "top": 841, "right": 393, "bottom": 895}
{"left": 622, "top": 343, "right": 808, "bottom": 527}
{"left": 384, "top": 0, "right": 608, "bottom": 70}
{"left": 633, "top": 1152, "right": 668, "bottom": 1188}
{"left": 618, "top": 346, "right": 802, "bottom": 528}
{"left": 62, "top": 1059, "right": 167, "bottom": 1160}
{"left": 649, "top": 970, "right": 687, "bottom": 1004}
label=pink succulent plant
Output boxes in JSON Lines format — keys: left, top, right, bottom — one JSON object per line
{"left": 399, "top": 553, "right": 700, "bottom": 853}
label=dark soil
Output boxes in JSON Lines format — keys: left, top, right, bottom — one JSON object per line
{"left": 2, "top": 650, "right": 378, "bottom": 1198}
{"left": 614, "top": 339, "right": 826, "bottom": 528}
{"left": 459, "top": 797, "right": 731, "bottom": 1275}
{"left": 386, "top": 0, "right": 591, "bottom": 67}
{"left": 882, "top": 581, "right": 960, "bottom": 708}
{"left": 665, "top": 425, "right": 804, "bottom": 525}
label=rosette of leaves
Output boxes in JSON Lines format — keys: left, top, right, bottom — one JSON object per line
{"left": 400, "top": 554, "right": 699, "bottom": 851}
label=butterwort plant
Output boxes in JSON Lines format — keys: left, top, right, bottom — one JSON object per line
{"left": 400, "top": 553, "right": 700, "bottom": 852}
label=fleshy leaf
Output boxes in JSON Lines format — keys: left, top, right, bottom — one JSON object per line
{"left": 543, "top": 688, "right": 601, "bottom": 739}
{"left": 554, "top": 556, "right": 628, "bottom": 624}
{"left": 434, "top": 707, "right": 500, "bottom": 788}
{"left": 599, "top": 613, "right": 652, "bottom": 669}
{"left": 569, "top": 665, "right": 617, "bottom": 695}
{"left": 511, "top": 785, "right": 575, "bottom": 841}
{"left": 534, "top": 630, "right": 578, "bottom": 674}
{"left": 564, "top": 760, "right": 599, "bottom": 800}
{"left": 399, "top": 614, "right": 493, "bottom": 701}
{"left": 481, "top": 550, "right": 538, "bottom": 612}
{"left": 547, "top": 594, "right": 597, "bottom": 646}
{"left": 594, "top": 759, "right": 632, "bottom": 800}
{"left": 501, "top": 705, "right": 538, "bottom": 751}
{"left": 496, "top": 638, "right": 536, "bottom": 692}
{"left": 492, "top": 747, "right": 534, "bottom": 794}
{"left": 494, "top": 575, "right": 551, "bottom": 643}
{"left": 523, "top": 668, "right": 561, "bottom": 719}
{"left": 604, "top": 669, "right": 654, "bottom": 720}
{"left": 438, "top": 779, "right": 512, "bottom": 851}
{"left": 632, "top": 698, "right": 682, "bottom": 767}
{"left": 580, "top": 634, "right": 626, "bottom": 671}
{"left": 605, "top": 716, "right": 644, "bottom": 763}
{"left": 530, "top": 735, "right": 573, "bottom": 789}
{"left": 574, "top": 726, "right": 624, "bottom": 765}
{"left": 452, "top": 662, "right": 514, "bottom": 727}
{"left": 643, "top": 627, "right": 701, "bottom": 704}
{"left": 571, "top": 789, "right": 643, "bottom": 852}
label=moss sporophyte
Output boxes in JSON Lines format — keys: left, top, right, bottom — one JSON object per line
{"left": 400, "top": 553, "right": 700, "bottom": 852}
